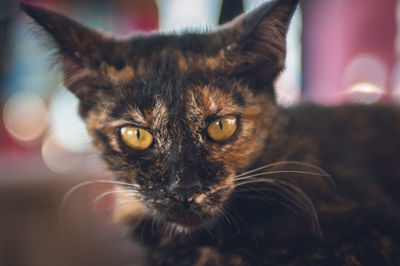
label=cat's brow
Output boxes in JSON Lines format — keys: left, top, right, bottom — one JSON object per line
{"left": 214, "top": 107, "right": 242, "bottom": 117}
{"left": 151, "top": 99, "right": 169, "bottom": 130}
{"left": 187, "top": 87, "right": 242, "bottom": 118}
{"left": 129, "top": 107, "right": 148, "bottom": 126}
{"left": 108, "top": 100, "right": 168, "bottom": 130}
{"left": 108, "top": 119, "right": 146, "bottom": 128}
{"left": 107, "top": 108, "right": 148, "bottom": 128}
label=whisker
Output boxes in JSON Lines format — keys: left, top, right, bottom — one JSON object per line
{"left": 275, "top": 181, "right": 323, "bottom": 238}
{"left": 215, "top": 207, "right": 232, "bottom": 226}
{"left": 233, "top": 188, "right": 299, "bottom": 214}
{"left": 217, "top": 201, "right": 245, "bottom": 234}
{"left": 128, "top": 213, "right": 151, "bottom": 235}
{"left": 234, "top": 161, "right": 330, "bottom": 179}
{"left": 94, "top": 199, "right": 141, "bottom": 215}
{"left": 205, "top": 169, "right": 332, "bottom": 202}
{"left": 94, "top": 201, "right": 145, "bottom": 227}
{"left": 234, "top": 170, "right": 330, "bottom": 182}
{"left": 92, "top": 190, "right": 138, "bottom": 213}
{"left": 59, "top": 179, "right": 138, "bottom": 234}
{"left": 235, "top": 178, "right": 280, "bottom": 188}
{"left": 202, "top": 224, "right": 216, "bottom": 241}
{"left": 205, "top": 172, "right": 319, "bottom": 198}
{"left": 235, "top": 179, "right": 309, "bottom": 214}
{"left": 234, "top": 169, "right": 336, "bottom": 191}
{"left": 234, "top": 179, "right": 323, "bottom": 238}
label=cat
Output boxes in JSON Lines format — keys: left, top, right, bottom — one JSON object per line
{"left": 21, "top": 0, "right": 400, "bottom": 265}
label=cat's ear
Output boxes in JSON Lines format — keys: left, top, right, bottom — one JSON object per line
{"left": 218, "top": 0, "right": 298, "bottom": 88}
{"left": 20, "top": 2, "right": 122, "bottom": 101}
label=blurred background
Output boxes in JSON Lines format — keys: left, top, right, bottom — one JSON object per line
{"left": 0, "top": 0, "right": 399, "bottom": 265}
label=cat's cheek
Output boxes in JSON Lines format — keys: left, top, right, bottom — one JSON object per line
{"left": 231, "top": 117, "right": 269, "bottom": 167}
{"left": 112, "top": 192, "right": 150, "bottom": 224}
{"left": 205, "top": 183, "right": 234, "bottom": 205}
{"left": 206, "top": 123, "right": 267, "bottom": 172}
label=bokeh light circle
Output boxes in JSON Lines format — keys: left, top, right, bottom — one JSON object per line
{"left": 48, "top": 88, "right": 91, "bottom": 153}
{"left": 344, "top": 82, "right": 385, "bottom": 104}
{"left": 3, "top": 90, "right": 48, "bottom": 142}
{"left": 342, "top": 54, "right": 387, "bottom": 103}
{"left": 276, "top": 71, "right": 301, "bottom": 107}
{"left": 41, "top": 132, "right": 85, "bottom": 174}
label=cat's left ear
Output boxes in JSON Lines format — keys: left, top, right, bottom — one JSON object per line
{"left": 20, "top": 2, "right": 125, "bottom": 101}
{"left": 218, "top": 0, "right": 298, "bottom": 88}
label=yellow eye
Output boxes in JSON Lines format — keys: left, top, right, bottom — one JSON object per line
{"left": 120, "top": 126, "right": 153, "bottom": 150}
{"left": 207, "top": 116, "right": 238, "bottom": 142}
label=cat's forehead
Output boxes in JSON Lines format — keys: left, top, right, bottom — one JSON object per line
{"left": 99, "top": 34, "right": 229, "bottom": 82}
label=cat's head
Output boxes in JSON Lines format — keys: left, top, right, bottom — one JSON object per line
{"left": 21, "top": 0, "right": 298, "bottom": 231}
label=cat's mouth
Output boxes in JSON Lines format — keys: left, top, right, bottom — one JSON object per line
{"left": 147, "top": 183, "right": 234, "bottom": 230}
{"left": 165, "top": 213, "right": 205, "bottom": 228}
{"left": 156, "top": 204, "right": 213, "bottom": 229}
{"left": 153, "top": 201, "right": 218, "bottom": 230}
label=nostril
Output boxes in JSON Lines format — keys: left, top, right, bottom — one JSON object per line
{"left": 169, "top": 186, "right": 200, "bottom": 203}
{"left": 167, "top": 168, "right": 202, "bottom": 203}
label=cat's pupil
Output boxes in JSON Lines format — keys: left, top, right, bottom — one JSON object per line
{"left": 218, "top": 120, "right": 223, "bottom": 130}
{"left": 136, "top": 129, "right": 140, "bottom": 139}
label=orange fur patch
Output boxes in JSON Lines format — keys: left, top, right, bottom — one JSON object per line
{"left": 102, "top": 63, "right": 135, "bottom": 82}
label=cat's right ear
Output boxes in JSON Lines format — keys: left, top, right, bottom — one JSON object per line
{"left": 216, "top": 0, "right": 298, "bottom": 90}
{"left": 19, "top": 2, "right": 115, "bottom": 101}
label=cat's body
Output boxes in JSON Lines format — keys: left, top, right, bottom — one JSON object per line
{"left": 136, "top": 104, "right": 400, "bottom": 265}
{"left": 21, "top": 0, "right": 400, "bottom": 265}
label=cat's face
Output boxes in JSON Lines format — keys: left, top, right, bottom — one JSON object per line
{"left": 21, "top": 0, "right": 298, "bottom": 230}
{"left": 84, "top": 70, "right": 273, "bottom": 228}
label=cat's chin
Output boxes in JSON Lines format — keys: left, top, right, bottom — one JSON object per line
{"left": 166, "top": 219, "right": 210, "bottom": 234}
{"left": 167, "top": 215, "right": 203, "bottom": 227}
{"left": 167, "top": 222, "right": 202, "bottom": 234}
{"left": 160, "top": 212, "right": 214, "bottom": 232}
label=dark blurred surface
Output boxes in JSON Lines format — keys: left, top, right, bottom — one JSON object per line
{"left": 0, "top": 175, "right": 145, "bottom": 266}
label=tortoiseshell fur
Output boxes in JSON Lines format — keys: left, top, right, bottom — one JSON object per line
{"left": 21, "top": 0, "right": 400, "bottom": 265}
